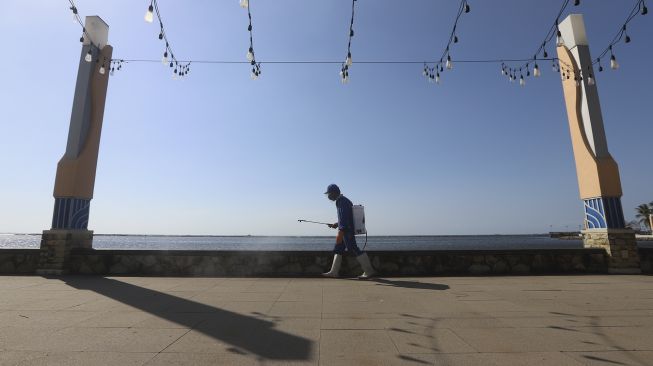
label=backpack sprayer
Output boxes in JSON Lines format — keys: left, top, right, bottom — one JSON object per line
{"left": 298, "top": 205, "right": 368, "bottom": 250}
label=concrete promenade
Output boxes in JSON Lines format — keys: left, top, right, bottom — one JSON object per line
{"left": 0, "top": 275, "right": 652, "bottom": 365}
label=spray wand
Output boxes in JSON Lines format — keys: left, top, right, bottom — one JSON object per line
{"left": 297, "top": 219, "right": 333, "bottom": 227}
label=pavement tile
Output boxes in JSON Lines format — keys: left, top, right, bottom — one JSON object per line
{"left": 320, "top": 354, "right": 436, "bottom": 366}
{"left": 269, "top": 301, "right": 323, "bottom": 317}
{"left": 564, "top": 350, "right": 653, "bottom": 365}
{"left": 165, "top": 327, "right": 318, "bottom": 360}
{"left": 319, "top": 329, "right": 398, "bottom": 357}
{"left": 0, "top": 350, "right": 48, "bottom": 365}
{"left": 387, "top": 327, "right": 477, "bottom": 354}
{"left": 75, "top": 311, "right": 154, "bottom": 328}
{"left": 0, "top": 310, "right": 98, "bottom": 328}
{"left": 85, "top": 328, "right": 189, "bottom": 352}
{"left": 451, "top": 327, "right": 624, "bottom": 353}
{"left": 15, "top": 351, "right": 156, "bottom": 366}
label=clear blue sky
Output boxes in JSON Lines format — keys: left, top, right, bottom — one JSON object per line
{"left": 0, "top": 0, "right": 651, "bottom": 235}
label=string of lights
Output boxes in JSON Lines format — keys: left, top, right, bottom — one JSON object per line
{"left": 68, "top": 0, "right": 109, "bottom": 75}
{"left": 339, "top": 0, "right": 357, "bottom": 83}
{"left": 144, "top": 0, "right": 191, "bottom": 79}
{"left": 241, "top": 0, "right": 262, "bottom": 79}
{"left": 591, "top": 0, "right": 648, "bottom": 72}
{"left": 423, "top": 0, "right": 471, "bottom": 85}
{"left": 66, "top": 0, "right": 648, "bottom": 87}
{"left": 500, "top": 0, "right": 580, "bottom": 87}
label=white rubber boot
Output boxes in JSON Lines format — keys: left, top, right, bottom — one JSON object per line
{"left": 323, "top": 254, "right": 342, "bottom": 278}
{"left": 356, "top": 253, "right": 376, "bottom": 279}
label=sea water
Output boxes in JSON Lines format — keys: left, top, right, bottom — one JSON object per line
{"left": 0, "top": 233, "right": 587, "bottom": 251}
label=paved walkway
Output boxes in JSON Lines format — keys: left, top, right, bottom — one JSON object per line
{"left": 0, "top": 275, "right": 652, "bottom": 365}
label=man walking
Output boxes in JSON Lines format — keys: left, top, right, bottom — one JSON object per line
{"left": 323, "top": 184, "right": 376, "bottom": 279}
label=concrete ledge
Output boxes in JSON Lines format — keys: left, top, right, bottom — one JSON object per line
{"left": 64, "top": 248, "right": 616, "bottom": 277}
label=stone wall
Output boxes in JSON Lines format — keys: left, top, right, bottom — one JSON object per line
{"left": 66, "top": 248, "right": 612, "bottom": 276}
{"left": 640, "top": 247, "right": 653, "bottom": 274}
{"left": 2, "top": 248, "right": 651, "bottom": 276}
{"left": 0, "top": 250, "right": 41, "bottom": 274}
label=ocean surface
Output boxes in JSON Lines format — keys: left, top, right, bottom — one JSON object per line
{"left": 0, "top": 233, "right": 591, "bottom": 251}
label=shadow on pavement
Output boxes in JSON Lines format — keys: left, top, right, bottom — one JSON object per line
{"left": 61, "top": 276, "right": 313, "bottom": 360}
{"left": 371, "top": 278, "right": 450, "bottom": 291}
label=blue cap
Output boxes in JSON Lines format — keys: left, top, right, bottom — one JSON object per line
{"left": 325, "top": 184, "right": 340, "bottom": 195}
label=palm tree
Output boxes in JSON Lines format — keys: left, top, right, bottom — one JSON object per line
{"left": 635, "top": 203, "right": 652, "bottom": 231}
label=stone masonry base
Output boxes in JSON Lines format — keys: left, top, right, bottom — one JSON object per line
{"left": 583, "top": 229, "right": 641, "bottom": 274}
{"left": 37, "top": 230, "right": 94, "bottom": 275}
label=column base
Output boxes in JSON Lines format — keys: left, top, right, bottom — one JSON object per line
{"left": 37, "top": 229, "right": 93, "bottom": 275}
{"left": 582, "top": 229, "right": 641, "bottom": 274}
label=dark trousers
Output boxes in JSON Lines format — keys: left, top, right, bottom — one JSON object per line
{"left": 333, "top": 231, "right": 362, "bottom": 256}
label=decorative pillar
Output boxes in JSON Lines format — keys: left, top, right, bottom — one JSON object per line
{"left": 557, "top": 14, "right": 640, "bottom": 273}
{"left": 38, "top": 16, "right": 112, "bottom": 274}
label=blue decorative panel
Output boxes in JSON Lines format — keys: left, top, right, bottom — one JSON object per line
{"left": 52, "top": 198, "right": 90, "bottom": 229}
{"left": 583, "top": 197, "right": 625, "bottom": 229}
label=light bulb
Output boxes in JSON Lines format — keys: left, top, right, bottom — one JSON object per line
{"left": 85, "top": 50, "right": 92, "bottom": 63}
{"left": 99, "top": 65, "right": 105, "bottom": 75}
{"left": 464, "top": 3, "right": 470, "bottom": 13}
{"left": 110, "top": 68, "right": 114, "bottom": 76}
{"left": 162, "top": 52, "right": 168, "bottom": 65}
{"left": 446, "top": 55, "right": 452, "bottom": 70}
{"left": 240, "top": 0, "right": 249, "bottom": 8}
{"left": 251, "top": 71, "right": 258, "bottom": 80}
{"left": 145, "top": 5, "right": 154, "bottom": 23}
{"left": 346, "top": 54, "right": 352, "bottom": 66}
{"left": 556, "top": 30, "right": 564, "bottom": 47}
{"left": 435, "top": 73, "right": 440, "bottom": 84}
{"left": 519, "top": 76, "right": 525, "bottom": 86}
{"left": 534, "top": 64, "right": 541, "bottom": 77}
{"left": 610, "top": 55, "right": 619, "bottom": 70}
{"left": 247, "top": 48, "right": 254, "bottom": 62}
{"left": 588, "top": 75, "right": 595, "bottom": 86}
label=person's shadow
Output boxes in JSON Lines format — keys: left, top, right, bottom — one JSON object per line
{"left": 61, "top": 276, "right": 312, "bottom": 360}
{"left": 370, "top": 278, "right": 450, "bottom": 291}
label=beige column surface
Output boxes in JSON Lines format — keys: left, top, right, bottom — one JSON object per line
{"left": 53, "top": 45, "right": 113, "bottom": 200}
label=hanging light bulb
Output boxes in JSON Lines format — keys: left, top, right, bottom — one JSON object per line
{"left": 110, "top": 67, "right": 115, "bottom": 76}
{"left": 534, "top": 63, "right": 541, "bottom": 77}
{"left": 610, "top": 54, "right": 619, "bottom": 69}
{"left": 574, "top": 0, "right": 580, "bottom": 5}
{"left": 247, "top": 47, "right": 254, "bottom": 62}
{"left": 623, "top": 25, "right": 631, "bottom": 43}
{"left": 642, "top": 2, "right": 648, "bottom": 15}
{"left": 145, "top": 4, "right": 154, "bottom": 23}
{"left": 85, "top": 49, "right": 92, "bottom": 63}
{"left": 556, "top": 28, "right": 564, "bottom": 47}
{"left": 588, "top": 74, "right": 595, "bottom": 86}
{"left": 464, "top": 2, "right": 470, "bottom": 13}
{"left": 70, "top": 6, "right": 78, "bottom": 22}
{"left": 519, "top": 75, "right": 525, "bottom": 86}
{"left": 162, "top": 51, "right": 168, "bottom": 65}
{"left": 435, "top": 72, "right": 440, "bottom": 84}
{"left": 251, "top": 69, "right": 258, "bottom": 80}
{"left": 240, "top": 0, "right": 249, "bottom": 9}
{"left": 346, "top": 52, "right": 352, "bottom": 66}
{"left": 99, "top": 65, "right": 106, "bottom": 75}
{"left": 446, "top": 55, "right": 452, "bottom": 70}
{"left": 454, "top": 35, "right": 458, "bottom": 43}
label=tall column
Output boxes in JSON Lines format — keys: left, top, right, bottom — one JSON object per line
{"left": 557, "top": 14, "right": 640, "bottom": 273}
{"left": 38, "top": 16, "right": 112, "bottom": 274}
